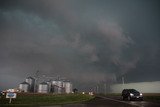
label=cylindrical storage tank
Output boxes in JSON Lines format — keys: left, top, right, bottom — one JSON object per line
{"left": 51, "top": 80, "right": 57, "bottom": 86}
{"left": 51, "top": 80, "right": 63, "bottom": 93}
{"left": 38, "top": 82, "right": 49, "bottom": 93}
{"left": 63, "top": 81, "right": 66, "bottom": 88}
{"left": 52, "top": 85, "right": 59, "bottom": 93}
{"left": 46, "top": 81, "right": 52, "bottom": 92}
{"left": 56, "top": 80, "right": 63, "bottom": 94}
{"left": 19, "top": 81, "right": 30, "bottom": 92}
{"left": 25, "top": 77, "right": 35, "bottom": 92}
{"left": 63, "top": 81, "right": 72, "bottom": 94}
{"left": 51, "top": 80, "right": 57, "bottom": 93}
{"left": 57, "top": 81, "right": 63, "bottom": 87}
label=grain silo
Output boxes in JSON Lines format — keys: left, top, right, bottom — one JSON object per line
{"left": 19, "top": 81, "right": 30, "bottom": 92}
{"left": 51, "top": 80, "right": 57, "bottom": 93}
{"left": 57, "top": 80, "right": 64, "bottom": 93}
{"left": 51, "top": 80, "right": 64, "bottom": 93}
{"left": 25, "top": 76, "right": 35, "bottom": 92}
{"left": 46, "top": 81, "right": 52, "bottom": 92}
{"left": 38, "top": 82, "right": 49, "bottom": 93}
{"left": 63, "top": 81, "right": 72, "bottom": 94}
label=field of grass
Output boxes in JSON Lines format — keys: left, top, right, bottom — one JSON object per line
{"left": 143, "top": 93, "right": 160, "bottom": 102}
{"left": 0, "top": 93, "right": 94, "bottom": 107}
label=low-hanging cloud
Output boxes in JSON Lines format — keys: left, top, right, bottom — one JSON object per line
{"left": 0, "top": 9, "right": 134, "bottom": 84}
{"left": 0, "top": 0, "right": 160, "bottom": 90}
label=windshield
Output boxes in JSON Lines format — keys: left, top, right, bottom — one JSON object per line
{"left": 129, "top": 89, "right": 139, "bottom": 93}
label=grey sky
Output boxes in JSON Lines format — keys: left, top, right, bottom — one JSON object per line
{"left": 0, "top": 0, "right": 160, "bottom": 91}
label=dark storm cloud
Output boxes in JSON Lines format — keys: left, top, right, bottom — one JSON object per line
{"left": 0, "top": 0, "right": 160, "bottom": 90}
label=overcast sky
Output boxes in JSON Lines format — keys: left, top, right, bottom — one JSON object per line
{"left": 0, "top": 0, "right": 160, "bottom": 91}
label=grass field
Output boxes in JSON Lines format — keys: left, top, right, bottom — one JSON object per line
{"left": 0, "top": 93, "right": 94, "bottom": 107}
{"left": 142, "top": 93, "right": 160, "bottom": 102}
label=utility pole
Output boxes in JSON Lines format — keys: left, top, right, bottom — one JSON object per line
{"left": 122, "top": 77, "right": 125, "bottom": 90}
{"left": 122, "top": 77, "right": 124, "bottom": 85}
{"left": 104, "top": 83, "right": 107, "bottom": 95}
{"left": 96, "top": 85, "right": 99, "bottom": 94}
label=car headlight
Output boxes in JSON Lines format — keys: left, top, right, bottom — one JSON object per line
{"left": 130, "top": 93, "right": 134, "bottom": 96}
{"left": 140, "top": 93, "right": 143, "bottom": 96}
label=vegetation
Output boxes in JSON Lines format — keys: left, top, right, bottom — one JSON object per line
{"left": 143, "top": 93, "right": 160, "bottom": 103}
{"left": 0, "top": 93, "right": 94, "bottom": 107}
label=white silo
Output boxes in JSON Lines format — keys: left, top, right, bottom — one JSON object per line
{"left": 56, "top": 80, "right": 64, "bottom": 93}
{"left": 63, "top": 81, "right": 72, "bottom": 94}
{"left": 46, "top": 81, "right": 52, "bottom": 92}
{"left": 51, "top": 80, "right": 57, "bottom": 93}
{"left": 57, "top": 80, "right": 63, "bottom": 87}
{"left": 19, "top": 81, "right": 30, "bottom": 92}
{"left": 51, "top": 80, "right": 64, "bottom": 93}
{"left": 51, "top": 80, "right": 57, "bottom": 86}
{"left": 25, "top": 76, "right": 35, "bottom": 92}
{"left": 38, "top": 82, "right": 49, "bottom": 93}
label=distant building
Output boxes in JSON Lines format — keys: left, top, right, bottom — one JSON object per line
{"left": 110, "top": 81, "right": 160, "bottom": 93}
{"left": 19, "top": 81, "right": 30, "bottom": 92}
{"left": 25, "top": 77, "right": 35, "bottom": 92}
{"left": 19, "top": 76, "right": 73, "bottom": 94}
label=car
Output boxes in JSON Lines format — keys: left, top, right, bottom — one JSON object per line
{"left": 122, "top": 89, "right": 143, "bottom": 101}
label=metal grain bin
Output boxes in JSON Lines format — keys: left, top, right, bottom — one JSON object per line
{"left": 52, "top": 85, "right": 59, "bottom": 93}
{"left": 25, "top": 76, "right": 35, "bottom": 92}
{"left": 63, "top": 81, "right": 72, "bottom": 94}
{"left": 51, "top": 80, "right": 64, "bottom": 93}
{"left": 57, "top": 81, "right": 63, "bottom": 87}
{"left": 51, "top": 80, "right": 57, "bottom": 92}
{"left": 56, "top": 80, "right": 63, "bottom": 93}
{"left": 51, "top": 80, "right": 57, "bottom": 85}
{"left": 38, "top": 82, "right": 49, "bottom": 93}
{"left": 46, "top": 81, "right": 52, "bottom": 92}
{"left": 19, "top": 81, "right": 30, "bottom": 92}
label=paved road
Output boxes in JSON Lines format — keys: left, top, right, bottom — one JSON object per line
{"left": 41, "top": 96, "right": 160, "bottom": 107}
{"left": 97, "top": 96, "right": 160, "bottom": 107}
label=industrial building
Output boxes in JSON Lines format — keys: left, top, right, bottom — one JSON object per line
{"left": 18, "top": 76, "right": 73, "bottom": 94}
{"left": 19, "top": 81, "right": 30, "bottom": 92}
{"left": 110, "top": 81, "right": 160, "bottom": 93}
